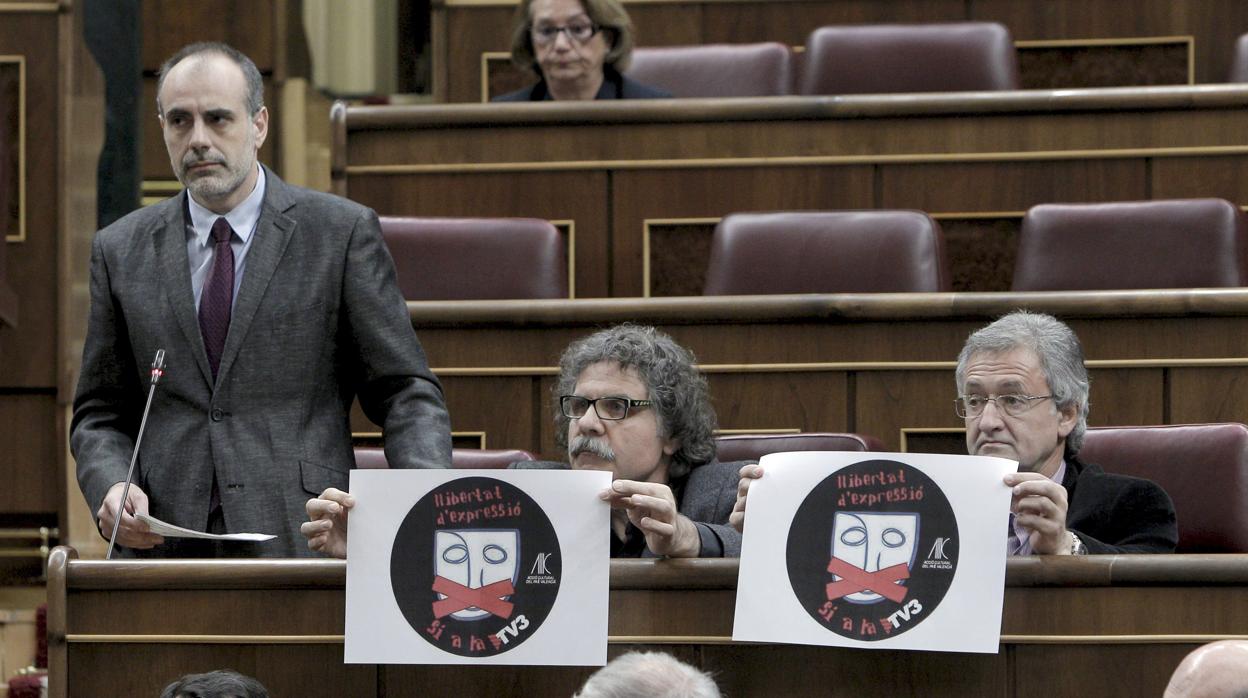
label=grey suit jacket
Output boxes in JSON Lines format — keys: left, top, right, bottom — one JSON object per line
{"left": 71, "top": 167, "right": 452, "bottom": 557}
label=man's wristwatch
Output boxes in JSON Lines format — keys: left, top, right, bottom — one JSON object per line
{"left": 1069, "top": 532, "right": 1088, "bottom": 556}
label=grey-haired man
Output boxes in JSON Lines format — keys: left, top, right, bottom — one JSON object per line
{"left": 734, "top": 311, "right": 1176, "bottom": 555}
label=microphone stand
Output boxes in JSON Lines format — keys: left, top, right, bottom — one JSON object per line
{"left": 106, "top": 350, "right": 166, "bottom": 560}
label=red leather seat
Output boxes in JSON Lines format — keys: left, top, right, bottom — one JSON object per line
{"left": 625, "top": 43, "right": 792, "bottom": 97}
{"left": 379, "top": 217, "right": 566, "bottom": 300}
{"left": 715, "top": 432, "right": 886, "bottom": 462}
{"left": 1079, "top": 424, "right": 1248, "bottom": 553}
{"left": 354, "top": 447, "right": 538, "bottom": 470}
{"left": 1011, "top": 199, "right": 1248, "bottom": 291}
{"left": 800, "top": 22, "right": 1019, "bottom": 95}
{"left": 703, "top": 211, "right": 950, "bottom": 295}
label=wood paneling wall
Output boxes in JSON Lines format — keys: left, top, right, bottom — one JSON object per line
{"left": 0, "top": 1, "right": 101, "bottom": 541}
{"left": 333, "top": 87, "right": 1248, "bottom": 299}
{"left": 340, "top": 292, "right": 1248, "bottom": 458}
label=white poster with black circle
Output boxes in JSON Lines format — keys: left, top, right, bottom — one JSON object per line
{"left": 733, "top": 451, "right": 1015, "bottom": 654}
{"left": 345, "top": 469, "right": 612, "bottom": 665}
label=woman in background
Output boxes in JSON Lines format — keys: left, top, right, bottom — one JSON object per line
{"left": 495, "top": 0, "right": 671, "bottom": 101}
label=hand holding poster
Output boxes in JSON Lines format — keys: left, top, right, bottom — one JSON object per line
{"left": 345, "top": 469, "right": 612, "bottom": 665}
{"left": 733, "top": 452, "right": 1015, "bottom": 654}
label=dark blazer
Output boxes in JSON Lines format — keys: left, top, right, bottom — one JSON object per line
{"left": 515, "top": 459, "right": 742, "bottom": 557}
{"left": 71, "top": 167, "right": 452, "bottom": 557}
{"left": 1063, "top": 456, "right": 1178, "bottom": 554}
{"left": 492, "top": 66, "right": 672, "bottom": 101}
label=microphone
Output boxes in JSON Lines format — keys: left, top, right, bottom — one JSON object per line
{"left": 106, "top": 350, "right": 166, "bottom": 560}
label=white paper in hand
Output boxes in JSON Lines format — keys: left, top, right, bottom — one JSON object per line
{"left": 733, "top": 451, "right": 1015, "bottom": 654}
{"left": 345, "top": 468, "right": 612, "bottom": 666}
{"left": 135, "top": 513, "right": 276, "bottom": 542}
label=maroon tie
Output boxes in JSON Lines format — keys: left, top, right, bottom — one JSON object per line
{"left": 199, "top": 217, "right": 234, "bottom": 380}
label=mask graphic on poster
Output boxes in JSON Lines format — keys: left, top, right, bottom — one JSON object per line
{"left": 829, "top": 512, "right": 918, "bottom": 604}
{"left": 432, "top": 530, "right": 520, "bottom": 621}
{"left": 391, "top": 476, "right": 562, "bottom": 657}
{"left": 786, "top": 460, "right": 959, "bottom": 641}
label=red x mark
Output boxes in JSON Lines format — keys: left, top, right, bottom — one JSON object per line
{"left": 825, "top": 557, "right": 910, "bottom": 603}
{"left": 431, "top": 576, "right": 515, "bottom": 619}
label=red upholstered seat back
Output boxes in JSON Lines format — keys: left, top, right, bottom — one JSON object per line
{"left": 1011, "top": 199, "right": 1248, "bottom": 291}
{"left": 703, "top": 211, "right": 950, "bottom": 295}
{"left": 715, "top": 432, "right": 887, "bottom": 462}
{"left": 379, "top": 217, "right": 567, "bottom": 300}
{"left": 354, "top": 447, "right": 538, "bottom": 470}
{"left": 800, "top": 22, "right": 1019, "bottom": 95}
{"left": 1078, "top": 423, "right": 1248, "bottom": 553}
{"left": 625, "top": 43, "right": 792, "bottom": 97}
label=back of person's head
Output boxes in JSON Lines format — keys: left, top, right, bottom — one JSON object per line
{"left": 574, "top": 651, "right": 722, "bottom": 698}
{"left": 1165, "top": 640, "right": 1248, "bottom": 698}
{"left": 159, "top": 669, "right": 269, "bottom": 698}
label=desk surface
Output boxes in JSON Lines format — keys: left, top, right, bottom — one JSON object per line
{"left": 47, "top": 548, "right": 1248, "bottom": 697}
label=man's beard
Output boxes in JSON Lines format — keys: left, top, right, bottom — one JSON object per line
{"left": 568, "top": 435, "right": 615, "bottom": 463}
{"left": 180, "top": 153, "right": 252, "bottom": 202}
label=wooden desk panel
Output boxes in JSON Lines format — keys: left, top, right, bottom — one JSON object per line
{"left": 333, "top": 88, "right": 1248, "bottom": 297}
{"left": 350, "top": 292, "right": 1248, "bottom": 457}
{"left": 47, "top": 548, "right": 1248, "bottom": 697}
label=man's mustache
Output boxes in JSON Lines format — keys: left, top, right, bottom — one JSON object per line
{"left": 569, "top": 436, "right": 615, "bottom": 462}
{"left": 182, "top": 153, "right": 225, "bottom": 168}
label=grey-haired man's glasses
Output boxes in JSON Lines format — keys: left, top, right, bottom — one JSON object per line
{"left": 955, "top": 394, "right": 1054, "bottom": 419}
{"left": 560, "top": 395, "right": 653, "bottom": 421}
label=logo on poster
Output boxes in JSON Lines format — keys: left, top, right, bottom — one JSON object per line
{"left": 785, "top": 460, "right": 959, "bottom": 641}
{"left": 390, "top": 477, "right": 562, "bottom": 657}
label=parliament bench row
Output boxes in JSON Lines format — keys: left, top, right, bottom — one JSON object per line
{"left": 486, "top": 23, "right": 1248, "bottom": 101}
{"left": 377, "top": 198, "right": 1248, "bottom": 300}
{"left": 355, "top": 425, "right": 1248, "bottom": 554}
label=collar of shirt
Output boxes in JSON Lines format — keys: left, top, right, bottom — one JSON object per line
{"left": 187, "top": 164, "right": 266, "bottom": 247}
{"left": 1009, "top": 460, "right": 1067, "bottom": 556}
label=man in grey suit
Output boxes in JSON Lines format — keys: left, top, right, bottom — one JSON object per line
{"left": 304, "top": 324, "right": 742, "bottom": 558}
{"left": 71, "top": 42, "right": 451, "bottom": 557}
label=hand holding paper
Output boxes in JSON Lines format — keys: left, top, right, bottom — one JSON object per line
{"left": 1004, "top": 471, "right": 1071, "bottom": 554}
{"left": 302, "top": 487, "right": 354, "bottom": 558}
{"left": 729, "top": 463, "right": 763, "bottom": 533}
{"left": 600, "top": 480, "right": 701, "bottom": 557}
{"left": 97, "top": 482, "right": 164, "bottom": 549}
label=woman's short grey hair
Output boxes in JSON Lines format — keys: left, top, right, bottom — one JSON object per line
{"left": 574, "top": 651, "right": 722, "bottom": 698}
{"left": 157, "top": 42, "right": 265, "bottom": 116}
{"left": 955, "top": 311, "right": 1091, "bottom": 453}
{"left": 509, "top": 0, "right": 636, "bottom": 76}
{"left": 555, "top": 324, "right": 717, "bottom": 478}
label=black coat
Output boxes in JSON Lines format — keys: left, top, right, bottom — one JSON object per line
{"left": 493, "top": 67, "right": 672, "bottom": 102}
{"left": 1063, "top": 456, "right": 1178, "bottom": 554}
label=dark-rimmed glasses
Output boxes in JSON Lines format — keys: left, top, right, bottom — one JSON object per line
{"left": 955, "top": 394, "right": 1054, "bottom": 419}
{"left": 531, "top": 21, "right": 600, "bottom": 46}
{"left": 560, "top": 395, "right": 652, "bottom": 421}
